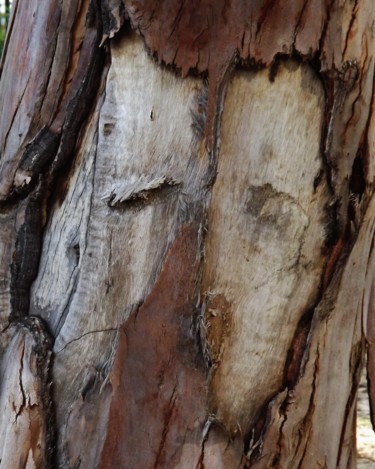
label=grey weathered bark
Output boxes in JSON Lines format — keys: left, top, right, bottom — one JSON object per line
{"left": 0, "top": 1, "right": 374, "bottom": 468}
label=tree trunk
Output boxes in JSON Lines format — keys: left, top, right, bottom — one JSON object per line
{"left": 0, "top": 1, "right": 374, "bottom": 468}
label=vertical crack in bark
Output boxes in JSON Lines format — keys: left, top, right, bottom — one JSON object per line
{"left": 322, "top": 229, "right": 347, "bottom": 289}
{"left": 319, "top": 58, "right": 359, "bottom": 202}
{"left": 105, "top": 228, "right": 113, "bottom": 293}
{"left": 53, "top": 249, "right": 80, "bottom": 337}
{"left": 292, "top": 0, "right": 311, "bottom": 49}
{"left": 366, "top": 223, "right": 375, "bottom": 429}
{"left": 273, "top": 393, "right": 289, "bottom": 468}
{"left": 255, "top": 0, "right": 278, "bottom": 40}
{"left": 54, "top": 0, "right": 93, "bottom": 115}
{"left": 316, "top": 0, "right": 334, "bottom": 62}
{"left": 167, "top": 0, "right": 185, "bottom": 41}
{"left": 37, "top": 5, "right": 64, "bottom": 120}
{"left": 296, "top": 346, "right": 319, "bottom": 468}
{"left": 204, "top": 58, "right": 236, "bottom": 179}
{"left": 153, "top": 383, "right": 178, "bottom": 468}
{"left": 318, "top": 76, "right": 335, "bottom": 195}
{"left": 15, "top": 340, "right": 26, "bottom": 421}
{"left": 50, "top": 42, "right": 106, "bottom": 175}
{"left": 283, "top": 307, "right": 315, "bottom": 389}
{"left": 1, "top": 72, "right": 31, "bottom": 160}
{"left": 336, "top": 340, "right": 364, "bottom": 467}
{"left": 342, "top": 0, "right": 359, "bottom": 60}
{"left": 343, "top": 48, "right": 367, "bottom": 137}
{"left": 196, "top": 418, "right": 211, "bottom": 469}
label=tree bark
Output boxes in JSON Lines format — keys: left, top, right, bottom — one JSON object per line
{"left": 0, "top": 1, "right": 374, "bottom": 468}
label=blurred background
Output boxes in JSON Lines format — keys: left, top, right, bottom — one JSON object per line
{"left": 0, "top": 0, "right": 11, "bottom": 56}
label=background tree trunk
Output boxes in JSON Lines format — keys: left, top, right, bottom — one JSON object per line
{"left": 0, "top": 1, "right": 374, "bottom": 468}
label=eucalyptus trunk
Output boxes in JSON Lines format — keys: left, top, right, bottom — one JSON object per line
{"left": 0, "top": 1, "right": 375, "bottom": 468}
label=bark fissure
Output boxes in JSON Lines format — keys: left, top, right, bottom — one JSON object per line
{"left": 342, "top": 0, "right": 359, "bottom": 60}
{"left": 1, "top": 71, "right": 31, "bottom": 162}
{"left": 283, "top": 307, "right": 315, "bottom": 389}
{"left": 344, "top": 51, "right": 367, "bottom": 137}
{"left": 295, "top": 346, "right": 319, "bottom": 468}
{"left": 316, "top": 0, "right": 334, "bottom": 62}
{"left": 54, "top": 271, "right": 81, "bottom": 337}
{"left": 153, "top": 383, "right": 178, "bottom": 469}
{"left": 167, "top": 0, "right": 185, "bottom": 42}
{"left": 292, "top": 0, "right": 311, "bottom": 50}
{"left": 196, "top": 418, "right": 211, "bottom": 469}
{"left": 15, "top": 340, "right": 26, "bottom": 421}
{"left": 255, "top": 0, "right": 278, "bottom": 40}
{"left": 273, "top": 394, "right": 289, "bottom": 468}
{"left": 55, "top": 328, "right": 117, "bottom": 354}
{"left": 336, "top": 340, "right": 363, "bottom": 466}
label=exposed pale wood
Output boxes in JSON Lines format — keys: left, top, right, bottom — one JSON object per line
{"left": 202, "top": 62, "right": 329, "bottom": 433}
{"left": 29, "top": 35, "right": 213, "bottom": 461}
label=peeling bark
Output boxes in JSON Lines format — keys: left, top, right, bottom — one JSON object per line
{"left": 0, "top": 0, "right": 375, "bottom": 467}
{"left": 0, "top": 317, "right": 53, "bottom": 468}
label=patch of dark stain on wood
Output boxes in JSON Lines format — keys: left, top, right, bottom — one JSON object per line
{"left": 20, "top": 128, "right": 61, "bottom": 174}
{"left": 100, "top": 0, "right": 127, "bottom": 41}
{"left": 10, "top": 184, "right": 45, "bottom": 319}
{"left": 103, "top": 122, "right": 115, "bottom": 136}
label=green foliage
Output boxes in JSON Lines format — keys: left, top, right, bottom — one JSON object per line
{"left": 0, "top": 24, "right": 5, "bottom": 57}
{"left": 0, "top": 7, "right": 10, "bottom": 57}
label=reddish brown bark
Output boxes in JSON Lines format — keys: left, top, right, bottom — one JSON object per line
{"left": 99, "top": 223, "right": 207, "bottom": 467}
